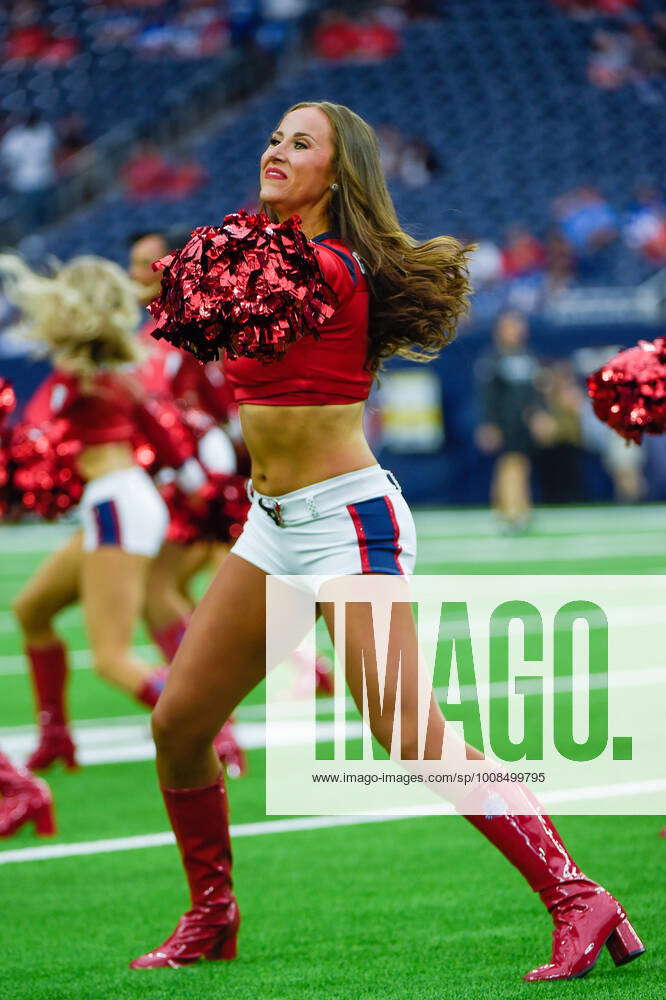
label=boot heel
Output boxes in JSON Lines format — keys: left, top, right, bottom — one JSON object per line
{"left": 606, "top": 918, "right": 646, "bottom": 966}
{"left": 207, "top": 934, "right": 237, "bottom": 961}
{"left": 33, "top": 801, "right": 56, "bottom": 836}
{"left": 63, "top": 752, "right": 79, "bottom": 772}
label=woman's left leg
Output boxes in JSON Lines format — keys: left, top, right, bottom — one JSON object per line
{"left": 81, "top": 547, "right": 167, "bottom": 708}
{"left": 130, "top": 553, "right": 271, "bottom": 970}
{"left": 326, "top": 597, "right": 645, "bottom": 982}
{"left": 143, "top": 541, "right": 203, "bottom": 660}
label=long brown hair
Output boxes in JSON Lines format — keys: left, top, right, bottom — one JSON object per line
{"left": 267, "top": 101, "right": 473, "bottom": 371}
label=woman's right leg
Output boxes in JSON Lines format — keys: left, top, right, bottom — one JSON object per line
{"left": 131, "top": 553, "right": 269, "bottom": 969}
{"left": 327, "top": 598, "right": 645, "bottom": 982}
{"left": 143, "top": 540, "right": 204, "bottom": 659}
{"left": 151, "top": 553, "right": 268, "bottom": 787}
{"left": 12, "top": 530, "right": 83, "bottom": 770}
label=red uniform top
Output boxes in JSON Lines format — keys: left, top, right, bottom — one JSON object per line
{"left": 24, "top": 369, "right": 195, "bottom": 469}
{"left": 137, "top": 318, "right": 235, "bottom": 424}
{"left": 223, "top": 235, "right": 372, "bottom": 406}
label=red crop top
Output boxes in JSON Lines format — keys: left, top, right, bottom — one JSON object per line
{"left": 24, "top": 369, "right": 195, "bottom": 469}
{"left": 223, "top": 235, "right": 372, "bottom": 406}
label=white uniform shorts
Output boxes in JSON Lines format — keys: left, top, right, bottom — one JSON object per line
{"left": 80, "top": 466, "right": 169, "bottom": 557}
{"left": 231, "top": 465, "right": 416, "bottom": 577}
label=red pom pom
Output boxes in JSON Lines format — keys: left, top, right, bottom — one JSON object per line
{"left": 200, "top": 473, "right": 250, "bottom": 543}
{"left": 148, "top": 211, "right": 337, "bottom": 363}
{"left": 587, "top": 337, "right": 666, "bottom": 444}
{"left": 10, "top": 420, "right": 84, "bottom": 519}
{"left": 161, "top": 472, "right": 249, "bottom": 545}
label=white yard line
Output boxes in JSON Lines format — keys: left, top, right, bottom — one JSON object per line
{"left": 1, "top": 665, "right": 663, "bottom": 766}
{"left": 415, "top": 533, "right": 666, "bottom": 564}
{"left": 2, "top": 778, "right": 665, "bottom": 866}
{"left": 413, "top": 505, "right": 666, "bottom": 536}
{"left": 0, "top": 597, "right": 664, "bottom": 678}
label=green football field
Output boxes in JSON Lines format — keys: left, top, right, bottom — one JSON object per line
{"left": 1, "top": 507, "right": 665, "bottom": 1000}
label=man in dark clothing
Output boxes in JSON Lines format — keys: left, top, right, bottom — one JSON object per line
{"left": 475, "top": 310, "right": 540, "bottom": 531}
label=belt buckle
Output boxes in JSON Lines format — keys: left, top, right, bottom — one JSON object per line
{"left": 258, "top": 497, "right": 284, "bottom": 527}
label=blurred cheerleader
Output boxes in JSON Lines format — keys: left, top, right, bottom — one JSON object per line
{"left": 2, "top": 254, "right": 204, "bottom": 771}
{"left": 129, "top": 229, "right": 242, "bottom": 658}
{"left": 130, "top": 230, "right": 249, "bottom": 772}
{"left": 0, "top": 380, "right": 55, "bottom": 838}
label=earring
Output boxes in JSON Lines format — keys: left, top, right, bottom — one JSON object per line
{"left": 330, "top": 183, "right": 339, "bottom": 192}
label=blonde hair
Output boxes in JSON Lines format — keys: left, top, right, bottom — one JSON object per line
{"left": 0, "top": 254, "right": 142, "bottom": 379}
{"left": 266, "top": 101, "right": 474, "bottom": 371}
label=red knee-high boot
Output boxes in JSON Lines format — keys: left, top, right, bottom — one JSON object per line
{"left": 0, "top": 751, "right": 55, "bottom": 837}
{"left": 463, "top": 789, "right": 645, "bottom": 981}
{"left": 130, "top": 777, "right": 239, "bottom": 969}
{"left": 25, "top": 642, "right": 78, "bottom": 772}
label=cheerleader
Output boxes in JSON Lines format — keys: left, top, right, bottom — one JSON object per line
{"left": 130, "top": 103, "right": 644, "bottom": 980}
{"left": 3, "top": 254, "right": 204, "bottom": 770}
{"left": 0, "top": 381, "right": 55, "bottom": 838}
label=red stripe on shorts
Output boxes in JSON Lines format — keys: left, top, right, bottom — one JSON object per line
{"left": 346, "top": 503, "right": 371, "bottom": 573}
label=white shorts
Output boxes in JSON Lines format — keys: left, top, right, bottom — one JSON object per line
{"left": 231, "top": 465, "right": 416, "bottom": 577}
{"left": 80, "top": 466, "right": 169, "bottom": 557}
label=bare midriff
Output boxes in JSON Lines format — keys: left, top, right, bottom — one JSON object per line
{"left": 77, "top": 441, "right": 136, "bottom": 482}
{"left": 240, "top": 401, "right": 377, "bottom": 496}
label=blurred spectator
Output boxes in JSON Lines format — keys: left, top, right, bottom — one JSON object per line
{"left": 354, "top": 14, "right": 401, "bottom": 61}
{"left": 468, "top": 237, "right": 503, "bottom": 290}
{"left": 399, "top": 138, "right": 439, "bottom": 187}
{"left": 530, "top": 362, "right": 585, "bottom": 503}
{"left": 475, "top": 310, "right": 540, "bottom": 532}
{"left": 627, "top": 21, "right": 666, "bottom": 103}
{"left": 376, "top": 124, "right": 404, "bottom": 179}
{"left": 622, "top": 183, "right": 666, "bottom": 265}
{"left": 0, "top": 111, "right": 57, "bottom": 232}
{"left": 579, "top": 12, "right": 666, "bottom": 100}
{"left": 553, "top": 0, "right": 637, "bottom": 17}
{"left": 313, "top": 11, "right": 361, "bottom": 61}
{"left": 121, "top": 140, "right": 207, "bottom": 201}
{"left": 553, "top": 185, "right": 618, "bottom": 279}
{"left": 313, "top": 9, "right": 401, "bottom": 62}
{"left": 134, "top": 2, "right": 229, "bottom": 59}
{"left": 5, "top": 0, "right": 79, "bottom": 64}
{"left": 501, "top": 225, "right": 546, "bottom": 279}
{"left": 376, "top": 124, "right": 439, "bottom": 188}
{"left": 587, "top": 29, "right": 632, "bottom": 89}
